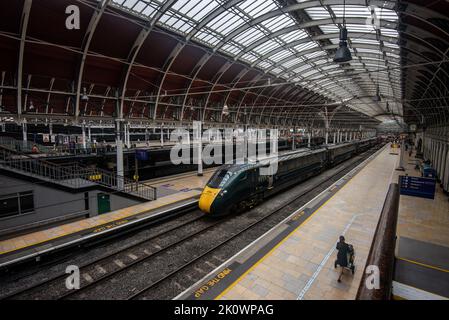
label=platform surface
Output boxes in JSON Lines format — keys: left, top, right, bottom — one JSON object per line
{"left": 0, "top": 170, "right": 214, "bottom": 267}
{"left": 177, "top": 144, "right": 398, "bottom": 300}
{"left": 392, "top": 148, "right": 449, "bottom": 298}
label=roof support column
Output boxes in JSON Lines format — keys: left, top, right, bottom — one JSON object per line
{"left": 292, "top": 126, "right": 296, "bottom": 150}
{"left": 160, "top": 123, "right": 164, "bottom": 147}
{"left": 115, "top": 90, "right": 124, "bottom": 190}
{"left": 22, "top": 120, "right": 27, "bottom": 148}
{"left": 193, "top": 121, "right": 203, "bottom": 176}
{"left": 75, "top": 0, "right": 110, "bottom": 122}
{"left": 82, "top": 121, "right": 87, "bottom": 150}
{"left": 307, "top": 130, "right": 311, "bottom": 148}
{"left": 17, "top": 0, "right": 32, "bottom": 118}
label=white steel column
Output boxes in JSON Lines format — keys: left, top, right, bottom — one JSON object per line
{"left": 160, "top": 124, "right": 164, "bottom": 147}
{"left": 82, "top": 122, "right": 87, "bottom": 149}
{"left": 307, "top": 131, "right": 311, "bottom": 148}
{"left": 292, "top": 126, "right": 296, "bottom": 150}
{"left": 115, "top": 119, "right": 124, "bottom": 190}
{"left": 194, "top": 121, "right": 203, "bottom": 176}
{"left": 88, "top": 125, "right": 91, "bottom": 143}
{"left": 22, "top": 120, "right": 27, "bottom": 148}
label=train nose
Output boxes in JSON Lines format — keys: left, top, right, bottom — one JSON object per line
{"left": 199, "top": 186, "right": 220, "bottom": 214}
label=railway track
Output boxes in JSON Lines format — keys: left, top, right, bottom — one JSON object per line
{"left": 0, "top": 210, "right": 207, "bottom": 299}
{"left": 1, "top": 146, "right": 382, "bottom": 300}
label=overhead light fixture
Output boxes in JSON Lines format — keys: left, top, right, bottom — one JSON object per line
{"left": 334, "top": 0, "right": 352, "bottom": 63}
{"left": 334, "top": 28, "right": 352, "bottom": 63}
{"left": 81, "top": 87, "right": 89, "bottom": 102}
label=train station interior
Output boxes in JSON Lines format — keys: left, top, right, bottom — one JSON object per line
{"left": 0, "top": 0, "right": 448, "bottom": 305}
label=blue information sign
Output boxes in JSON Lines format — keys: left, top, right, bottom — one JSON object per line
{"left": 399, "top": 175, "right": 436, "bottom": 199}
{"left": 135, "top": 149, "right": 149, "bottom": 161}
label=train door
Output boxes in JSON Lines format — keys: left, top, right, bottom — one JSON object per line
{"left": 249, "top": 169, "right": 258, "bottom": 194}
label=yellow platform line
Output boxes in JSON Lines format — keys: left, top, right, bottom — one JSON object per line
{"left": 0, "top": 192, "right": 199, "bottom": 256}
{"left": 397, "top": 257, "right": 449, "bottom": 273}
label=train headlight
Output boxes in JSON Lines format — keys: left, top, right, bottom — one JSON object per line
{"left": 219, "top": 190, "right": 227, "bottom": 197}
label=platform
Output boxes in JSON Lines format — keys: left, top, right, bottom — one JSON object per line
{"left": 392, "top": 148, "right": 449, "bottom": 299}
{"left": 176, "top": 144, "right": 400, "bottom": 300}
{"left": 0, "top": 170, "right": 214, "bottom": 268}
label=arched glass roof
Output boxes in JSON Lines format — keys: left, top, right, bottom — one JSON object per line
{"left": 109, "top": 0, "right": 402, "bottom": 120}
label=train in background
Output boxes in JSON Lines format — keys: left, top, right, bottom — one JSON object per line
{"left": 199, "top": 137, "right": 380, "bottom": 216}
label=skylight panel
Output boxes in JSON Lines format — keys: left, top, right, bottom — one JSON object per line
{"left": 122, "top": 0, "right": 139, "bottom": 10}
{"left": 132, "top": 1, "right": 147, "bottom": 13}
{"left": 261, "top": 14, "right": 296, "bottom": 32}
{"left": 345, "top": 23, "right": 374, "bottom": 33}
{"left": 278, "top": 30, "right": 308, "bottom": 43}
{"left": 206, "top": 10, "right": 245, "bottom": 34}
{"left": 319, "top": 25, "right": 340, "bottom": 34}
{"left": 330, "top": 5, "right": 370, "bottom": 18}
{"left": 222, "top": 42, "right": 242, "bottom": 55}
{"left": 258, "top": 61, "right": 272, "bottom": 69}
{"left": 253, "top": 39, "right": 281, "bottom": 55}
{"left": 303, "top": 51, "right": 326, "bottom": 60}
{"left": 305, "top": 7, "right": 331, "bottom": 19}
{"left": 375, "top": 8, "right": 398, "bottom": 22}
{"left": 239, "top": 0, "right": 277, "bottom": 19}
{"left": 380, "top": 28, "right": 398, "bottom": 37}
{"left": 241, "top": 52, "right": 259, "bottom": 63}
{"left": 293, "top": 41, "right": 318, "bottom": 52}
{"left": 283, "top": 59, "right": 299, "bottom": 69}
{"left": 270, "top": 49, "right": 294, "bottom": 62}
{"left": 194, "top": 30, "right": 221, "bottom": 46}
{"left": 234, "top": 27, "right": 266, "bottom": 46}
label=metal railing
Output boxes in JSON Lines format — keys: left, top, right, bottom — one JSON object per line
{"left": 0, "top": 136, "right": 69, "bottom": 156}
{"left": 0, "top": 147, "right": 157, "bottom": 201}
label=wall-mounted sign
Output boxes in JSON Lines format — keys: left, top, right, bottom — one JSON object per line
{"left": 399, "top": 175, "right": 436, "bottom": 199}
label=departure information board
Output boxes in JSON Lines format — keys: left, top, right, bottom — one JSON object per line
{"left": 399, "top": 175, "right": 436, "bottom": 199}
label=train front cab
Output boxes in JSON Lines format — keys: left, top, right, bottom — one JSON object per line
{"left": 199, "top": 165, "right": 260, "bottom": 215}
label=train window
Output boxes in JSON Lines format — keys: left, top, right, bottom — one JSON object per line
{"left": 208, "top": 169, "right": 234, "bottom": 188}
{"left": 208, "top": 169, "right": 229, "bottom": 188}
{"left": 239, "top": 172, "right": 248, "bottom": 181}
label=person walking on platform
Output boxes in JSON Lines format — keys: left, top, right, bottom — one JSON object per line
{"left": 335, "top": 235, "right": 354, "bottom": 282}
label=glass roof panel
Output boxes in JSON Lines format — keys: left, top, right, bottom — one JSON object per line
{"left": 108, "top": 0, "right": 402, "bottom": 120}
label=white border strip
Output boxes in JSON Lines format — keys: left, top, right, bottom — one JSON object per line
{"left": 174, "top": 144, "right": 387, "bottom": 300}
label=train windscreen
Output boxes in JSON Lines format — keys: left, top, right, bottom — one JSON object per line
{"left": 207, "top": 169, "right": 233, "bottom": 188}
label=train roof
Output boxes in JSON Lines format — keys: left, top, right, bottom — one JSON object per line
{"left": 215, "top": 138, "right": 376, "bottom": 173}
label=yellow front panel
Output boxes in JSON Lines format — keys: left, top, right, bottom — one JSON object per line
{"left": 198, "top": 186, "right": 220, "bottom": 214}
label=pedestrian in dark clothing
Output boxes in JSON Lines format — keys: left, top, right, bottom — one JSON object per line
{"left": 335, "top": 235, "right": 351, "bottom": 282}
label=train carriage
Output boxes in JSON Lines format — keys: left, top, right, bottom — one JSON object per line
{"left": 199, "top": 139, "right": 380, "bottom": 216}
